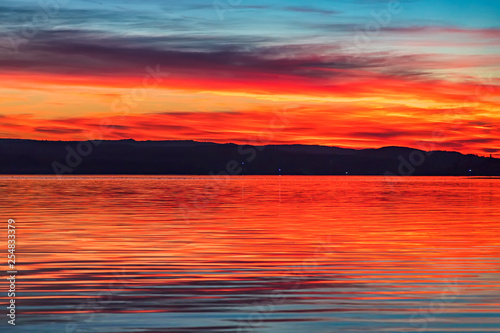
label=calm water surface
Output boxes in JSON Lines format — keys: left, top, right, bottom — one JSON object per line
{"left": 1, "top": 176, "right": 499, "bottom": 332}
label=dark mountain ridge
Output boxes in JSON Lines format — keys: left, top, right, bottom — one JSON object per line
{"left": 0, "top": 139, "right": 499, "bottom": 175}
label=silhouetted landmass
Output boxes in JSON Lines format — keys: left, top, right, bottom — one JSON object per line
{"left": 0, "top": 138, "right": 499, "bottom": 175}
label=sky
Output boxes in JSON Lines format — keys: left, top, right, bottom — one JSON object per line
{"left": 0, "top": 0, "right": 499, "bottom": 155}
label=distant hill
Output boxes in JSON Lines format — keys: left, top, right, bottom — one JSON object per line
{"left": 0, "top": 139, "right": 499, "bottom": 175}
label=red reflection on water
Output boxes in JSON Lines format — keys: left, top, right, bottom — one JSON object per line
{"left": 1, "top": 176, "right": 499, "bottom": 331}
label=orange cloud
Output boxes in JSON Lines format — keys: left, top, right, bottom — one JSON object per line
{"left": 1, "top": 106, "right": 499, "bottom": 156}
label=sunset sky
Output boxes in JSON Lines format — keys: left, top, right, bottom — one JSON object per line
{"left": 1, "top": 0, "right": 499, "bottom": 155}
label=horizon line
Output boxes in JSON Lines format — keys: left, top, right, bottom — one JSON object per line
{"left": 0, "top": 137, "right": 495, "bottom": 158}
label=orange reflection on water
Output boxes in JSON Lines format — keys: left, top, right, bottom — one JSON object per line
{"left": 1, "top": 176, "right": 499, "bottom": 332}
